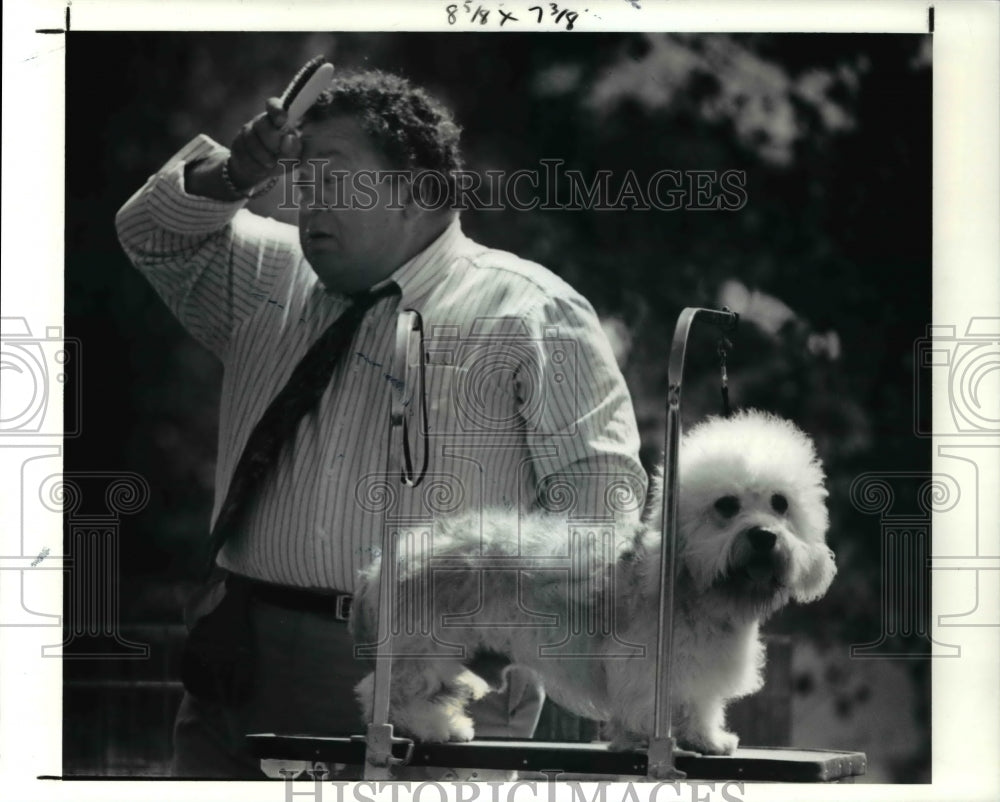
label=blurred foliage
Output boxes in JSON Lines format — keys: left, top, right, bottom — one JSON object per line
{"left": 65, "top": 32, "right": 930, "bottom": 778}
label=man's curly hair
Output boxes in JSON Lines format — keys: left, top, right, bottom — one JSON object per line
{"left": 303, "top": 70, "right": 464, "bottom": 207}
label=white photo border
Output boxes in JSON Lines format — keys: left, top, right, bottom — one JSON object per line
{"left": 1, "top": 1, "right": 997, "bottom": 800}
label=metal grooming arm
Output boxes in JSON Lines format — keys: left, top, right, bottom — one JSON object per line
{"left": 647, "top": 307, "right": 738, "bottom": 780}
{"left": 359, "top": 309, "right": 422, "bottom": 778}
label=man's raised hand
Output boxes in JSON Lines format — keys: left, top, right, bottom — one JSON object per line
{"left": 225, "top": 98, "right": 303, "bottom": 195}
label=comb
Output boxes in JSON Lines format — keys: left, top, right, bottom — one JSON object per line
{"left": 280, "top": 55, "right": 335, "bottom": 124}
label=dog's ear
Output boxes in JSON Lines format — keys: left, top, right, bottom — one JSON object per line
{"left": 792, "top": 544, "right": 837, "bottom": 603}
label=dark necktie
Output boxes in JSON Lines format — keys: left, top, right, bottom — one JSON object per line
{"left": 206, "top": 282, "right": 399, "bottom": 570}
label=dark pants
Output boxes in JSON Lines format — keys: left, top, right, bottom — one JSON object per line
{"left": 171, "top": 589, "right": 544, "bottom": 778}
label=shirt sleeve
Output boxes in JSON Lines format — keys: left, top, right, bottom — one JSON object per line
{"left": 114, "top": 134, "right": 300, "bottom": 359}
{"left": 516, "top": 291, "right": 648, "bottom": 522}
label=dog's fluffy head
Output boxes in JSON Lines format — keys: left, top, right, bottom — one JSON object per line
{"left": 650, "top": 410, "right": 835, "bottom": 617}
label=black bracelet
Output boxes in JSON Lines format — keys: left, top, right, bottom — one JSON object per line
{"left": 221, "top": 157, "right": 279, "bottom": 200}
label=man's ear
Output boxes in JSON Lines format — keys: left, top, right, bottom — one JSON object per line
{"left": 405, "top": 172, "right": 456, "bottom": 217}
{"left": 397, "top": 177, "right": 417, "bottom": 217}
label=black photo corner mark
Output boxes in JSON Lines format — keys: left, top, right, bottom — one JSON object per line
{"left": 929, "top": 6, "right": 934, "bottom": 34}
{"left": 35, "top": 2, "right": 70, "bottom": 33}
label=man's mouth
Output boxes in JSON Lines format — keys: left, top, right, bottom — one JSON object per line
{"left": 306, "top": 230, "right": 339, "bottom": 249}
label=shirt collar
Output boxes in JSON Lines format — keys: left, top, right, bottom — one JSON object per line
{"left": 386, "top": 215, "right": 471, "bottom": 306}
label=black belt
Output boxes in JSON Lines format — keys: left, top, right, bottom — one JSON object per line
{"left": 232, "top": 574, "right": 353, "bottom": 622}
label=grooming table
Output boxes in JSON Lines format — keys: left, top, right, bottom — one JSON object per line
{"left": 248, "top": 735, "right": 867, "bottom": 782}
{"left": 252, "top": 306, "right": 866, "bottom": 782}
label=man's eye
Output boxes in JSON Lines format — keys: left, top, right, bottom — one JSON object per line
{"left": 714, "top": 496, "right": 740, "bottom": 518}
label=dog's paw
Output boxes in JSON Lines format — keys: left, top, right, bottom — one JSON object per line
{"left": 393, "top": 699, "right": 465, "bottom": 743}
{"left": 604, "top": 719, "right": 649, "bottom": 752}
{"left": 608, "top": 732, "right": 648, "bottom": 752}
{"left": 446, "top": 713, "right": 476, "bottom": 742}
{"left": 677, "top": 728, "right": 739, "bottom": 756}
{"left": 394, "top": 700, "right": 480, "bottom": 743}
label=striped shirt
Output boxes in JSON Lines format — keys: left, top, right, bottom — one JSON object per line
{"left": 116, "top": 134, "right": 647, "bottom": 592}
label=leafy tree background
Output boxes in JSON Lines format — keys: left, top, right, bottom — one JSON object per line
{"left": 65, "top": 32, "right": 930, "bottom": 781}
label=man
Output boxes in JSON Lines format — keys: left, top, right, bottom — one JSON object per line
{"left": 116, "top": 69, "right": 646, "bottom": 778}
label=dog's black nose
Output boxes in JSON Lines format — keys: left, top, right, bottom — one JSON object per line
{"left": 747, "top": 527, "right": 777, "bottom": 553}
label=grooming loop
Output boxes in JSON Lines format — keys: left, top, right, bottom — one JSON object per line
{"left": 717, "top": 314, "right": 734, "bottom": 418}
{"left": 249, "top": 306, "right": 866, "bottom": 783}
{"left": 649, "top": 306, "right": 739, "bottom": 780}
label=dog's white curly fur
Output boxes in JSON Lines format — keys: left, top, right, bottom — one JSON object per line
{"left": 350, "top": 410, "right": 836, "bottom": 755}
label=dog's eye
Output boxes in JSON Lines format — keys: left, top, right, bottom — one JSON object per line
{"left": 771, "top": 494, "right": 789, "bottom": 514}
{"left": 714, "top": 496, "right": 741, "bottom": 518}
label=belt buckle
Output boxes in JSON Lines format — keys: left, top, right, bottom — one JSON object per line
{"left": 335, "top": 594, "right": 352, "bottom": 622}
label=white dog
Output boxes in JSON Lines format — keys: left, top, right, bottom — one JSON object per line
{"left": 350, "top": 410, "right": 836, "bottom": 755}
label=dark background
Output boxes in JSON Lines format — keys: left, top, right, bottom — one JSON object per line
{"left": 63, "top": 32, "right": 931, "bottom": 781}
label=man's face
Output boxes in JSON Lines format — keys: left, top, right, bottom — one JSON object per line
{"left": 296, "top": 114, "right": 411, "bottom": 295}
